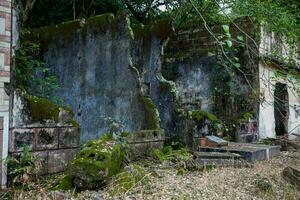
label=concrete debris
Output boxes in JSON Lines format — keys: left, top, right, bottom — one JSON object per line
{"left": 198, "top": 142, "right": 281, "bottom": 162}
{"left": 204, "top": 135, "right": 228, "bottom": 147}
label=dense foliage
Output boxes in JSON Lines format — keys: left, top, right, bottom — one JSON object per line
{"left": 15, "top": 37, "right": 59, "bottom": 99}
{"left": 18, "top": 0, "right": 300, "bottom": 41}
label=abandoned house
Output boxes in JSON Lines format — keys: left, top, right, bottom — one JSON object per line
{"left": 0, "top": 2, "right": 299, "bottom": 188}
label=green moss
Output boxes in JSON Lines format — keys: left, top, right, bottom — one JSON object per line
{"left": 152, "top": 146, "right": 193, "bottom": 163}
{"left": 120, "top": 131, "right": 130, "bottom": 138}
{"left": 30, "top": 20, "right": 83, "bottom": 45}
{"left": 85, "top": 13, "right": 118, "bottom": 37}
{"left": 25, "top": 95, "right": 79, "bottom": 127}
{"left": 68, "top": 135, "right": 126, "bottom": 190}
{"left": 26, "top": 95, "right": 60, "bottom": 122}
{"left": 139, "top": 95, "right": 160, "bottom": 129}
{"left": 86, "top": 13, "right": 115, "bottom": 28}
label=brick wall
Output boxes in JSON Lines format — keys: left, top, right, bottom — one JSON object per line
{"left": 0, "top": 0, "right": 10, "bottom": 188}
{"left": 0, "top": 0, "right": 10, "bottom": 111}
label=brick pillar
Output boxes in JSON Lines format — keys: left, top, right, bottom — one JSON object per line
{"left": 0, "top": 0, "right": 11, "bottom": 188}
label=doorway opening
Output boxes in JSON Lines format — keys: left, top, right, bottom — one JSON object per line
{"left": 274, "top": 83, "right": 289, "bottom": 136}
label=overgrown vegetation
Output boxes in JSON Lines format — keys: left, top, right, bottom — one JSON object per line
{"left": 15, "top": 31, "right": 60, "bottom": 100}
{"left": 6, "top": 145, "right": 42, "bottom": 189}
{"left": 107, "top": 164, "right": 151, "bottom": 196}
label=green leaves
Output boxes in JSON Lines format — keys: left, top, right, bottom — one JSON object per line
{"left": 15, "top": 39, "right": 60, "bottom": 100}
{"left": 225, "top": 39, "right": 233, "bottom": 48}
{"left": 222, "top": 25, "right": 229, "bottom": 32}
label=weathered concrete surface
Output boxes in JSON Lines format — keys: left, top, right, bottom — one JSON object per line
{"left": 162, "top": 57, "right": 216, "bottom": 112}
{"left": 39, "top": 15, "right": 155, "bottom": 142}
{"left": 198, "top": 142, "right": 280, "bottom": 162}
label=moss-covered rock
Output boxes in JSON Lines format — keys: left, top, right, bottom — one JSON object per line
{"left": 68, "top": 134, "right": 126, "bottom": 190}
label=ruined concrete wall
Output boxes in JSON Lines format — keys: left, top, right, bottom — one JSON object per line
{"left": 32, "top": 15, "right": 168, "bottom": 143}
{"left": 163, "top": 28, "right": 218, "bottom": 112}
{"left": 259, "top": 28, "right": 300, "bottom": 140}
{"left": 259, "top": 63, "right": 300, "bottom": 140}
{"left": 23, "top": 15, "right": 263, "bottom": 145}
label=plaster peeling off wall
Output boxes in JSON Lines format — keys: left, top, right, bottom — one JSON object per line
{"left": 259, "top": 63, "right": 277, "bottom": 139}
{"left": 162, "top": 57, "right": 216, "bottom": 112}
{"left": 259, "top": 63, "right": 300, "bottom": 140}
{"left": 259, "top": 27, "right": 300, "bottom": 140}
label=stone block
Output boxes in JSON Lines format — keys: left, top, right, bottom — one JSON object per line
{"left": 198, "top": 142, "right": 281, "bottom": 162}
{"left": 126, "top": 130, "right": 165, "bottom": 160}
{"left": 48, "top": 149, "right": 78, "bottom": 174}
{"left": 59, "top": 127, "right": 80, "bottom": 148}
{"left": 10, "top": 129, "right": 35, "bottom": 152}
{"left": 32, "top": 151, "right": 48, "bottom": 175}
{"left": 128, "top": 141, "right": 164, "bottom": 160}
{"left": 126, "top": 129, "right": 165, "bottom": 143}
{"left": 36, "top": 128, "right": 59, "bottom": 150}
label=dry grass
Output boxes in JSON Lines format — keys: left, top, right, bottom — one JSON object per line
{"left": 1, "top": 151, "right": 299, "bottom": 200}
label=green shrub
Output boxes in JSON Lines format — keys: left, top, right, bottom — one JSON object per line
{"left": 152, "top": 146, "right": 193, "bottom": 163}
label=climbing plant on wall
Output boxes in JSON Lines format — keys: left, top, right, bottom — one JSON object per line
{"left": 15, "top": 30, "right": 60, "bottom": 100}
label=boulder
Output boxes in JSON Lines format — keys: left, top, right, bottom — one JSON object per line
{"left": 69, "top": 135, "right": 126, "bottom": 190}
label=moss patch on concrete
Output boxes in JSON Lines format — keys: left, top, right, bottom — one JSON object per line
{"left": 139, "top": 95, "right": 160, "bottom": 130}
{"left": 25, "top": 95, "right": 79, "bottom": 127}
{"left": 26, "top": 95, "right": 60, "bottom": 122}
{"left": 30, "top": 20, "right": 83, "bottom": 45}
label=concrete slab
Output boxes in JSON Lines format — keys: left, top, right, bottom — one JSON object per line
{"left": 198, "top": 142, "right": 280, "bottom": 162}
{"left": 194, "top": 152, "right": 241, "bottom": 160}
